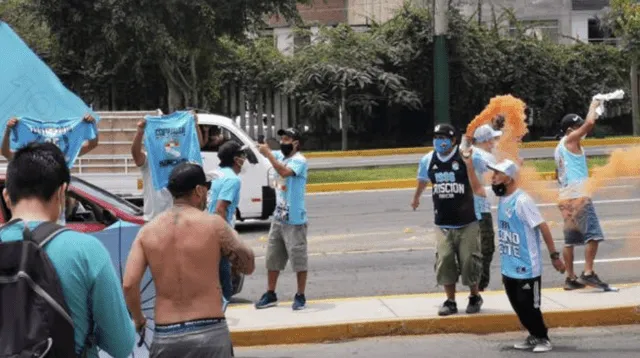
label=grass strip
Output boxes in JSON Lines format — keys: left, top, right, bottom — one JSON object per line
{"left": 308, "top": 156, "right": 609, "bottom": 184}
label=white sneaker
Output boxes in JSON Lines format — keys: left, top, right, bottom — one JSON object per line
{"left": 533, "top": 339, "right": 553, "bottom": 353}
{"left": 514, "top": 335, "right": 537, "bottom": 350}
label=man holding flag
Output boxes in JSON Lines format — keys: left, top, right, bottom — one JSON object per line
{"left": 2, "top": 114, "right": 99, "bottom": 164}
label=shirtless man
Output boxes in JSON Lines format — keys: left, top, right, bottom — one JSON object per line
{"left": 123, "top": 162, "right": 255, "bottom": 358}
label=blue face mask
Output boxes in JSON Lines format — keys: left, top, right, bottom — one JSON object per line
{"left": 433, "top": 138, "right": 452, "bottom": 154}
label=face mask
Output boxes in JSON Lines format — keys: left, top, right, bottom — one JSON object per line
{"left": 491, "top": 182, "right": 510, "bottom": 197}
{"left": 433, "top": 138, "right": 452, "bottom": 154}
{"left": 280, "top": 143, "right": 294, "bottom": 157}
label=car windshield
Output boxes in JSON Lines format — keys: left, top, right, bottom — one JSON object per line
{"left": 70, "top": 176, "right": 143, "bottom": 216}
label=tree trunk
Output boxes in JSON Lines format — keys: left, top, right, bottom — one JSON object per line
{"left": 341, "top": 91, "right": 348, "bottom": 151}
{"left": 166, "top": 79, "right": 183, "bottom": 113}
{"left": 632, "top": 60, "right": 639, "bottom": 136}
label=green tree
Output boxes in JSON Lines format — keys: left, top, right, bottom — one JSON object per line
{"left": 607, "top": 0, "right": 640, "bottom": 135}
{"left": 284, "top": 24, "right": 421, "bottom": 150}
{"left": 29, "top": 0, "right": 305, "bottom": 111}
{"left": 0, "top": 0, "right": 53, "bottom": 60}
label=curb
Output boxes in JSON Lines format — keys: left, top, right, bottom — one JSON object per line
{"left": 306, "top": 170, "right": 568, "bottom": 193}
{"left": 305, "top": 137, "right": 640, "bottom": 158}
{"left": 230, "top": 305, "right": 640, "bottom": 347}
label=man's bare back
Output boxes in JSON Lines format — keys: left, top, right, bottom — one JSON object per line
{"left": 138, "top": 205, "right": 255, "bottom": 324}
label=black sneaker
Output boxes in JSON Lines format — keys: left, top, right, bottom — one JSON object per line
{"left": 578, "top": 272, "right": 607, "bottom": 288}
{"left": 292, "top": 293, "right": 306, "bottom": 310}
{"left": 466, "top": 294, "right": 483, "bottom": 314}
{"left": 255, "top": 291, "right": 278, "bottom": 309}
{"left": 564, "top": 277, "right": 586, "bottom": 290}
{"left": 438, "top": 299, "right": 458, "bottom": 316}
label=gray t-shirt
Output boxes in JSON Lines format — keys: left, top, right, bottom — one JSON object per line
{"left": 141, "top": 157, "right": 173, "bottom": 221}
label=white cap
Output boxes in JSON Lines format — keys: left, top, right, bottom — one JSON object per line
{"left": 487, "top": 159, "right": 518, "bottom": 179}
{"left": 473, "top": 124, "right": 502, "bottom": 143}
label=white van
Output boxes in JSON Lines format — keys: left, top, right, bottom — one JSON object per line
{"left": 198, "top": 113, "right": 276, "bottom": 222}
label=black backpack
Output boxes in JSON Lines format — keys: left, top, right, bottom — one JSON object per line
{"left": 0, "top": 219, "right": 85, "bottom": 357}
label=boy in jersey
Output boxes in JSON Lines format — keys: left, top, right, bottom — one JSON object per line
{"left": 412, "top": 123, "right": 483, "bottom": 316}
{"left": 472, "top": 124, "right": 502, "bottom": 291}
{"left": 464, "top": 157, "right": 565, "bottom": 353}
{"left": 554, "top": 99, "right": 608, "bottom": 290}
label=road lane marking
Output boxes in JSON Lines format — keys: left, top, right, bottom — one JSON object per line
{"left": 574, "top": 257, "right": 640, "bottom": 264}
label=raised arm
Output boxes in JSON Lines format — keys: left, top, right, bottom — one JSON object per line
{"left": 462, "top": 149, "right": 486, "bottom": 197}
{"left": 131, "top": 119, "right": 147, "bottom": 167}
{"left": 565, "top": 99, "right": 601, "bottom": 150}
{"left": 79, "top": 114, "right": 99, "bottom": 156}
{"left": 1, "top": 118, "right": 17, "bottom": 161}
{"left": 214, "top": 216, "right": 255, "bottom": 275}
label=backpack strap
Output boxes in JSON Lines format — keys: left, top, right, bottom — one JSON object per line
{"left": 28, "top": 222, "right": 69, "bottom": 248}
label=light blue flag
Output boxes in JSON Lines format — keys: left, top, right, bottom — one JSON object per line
{"left": 0, "top": 21, "right": 99, "bottom": 130}
{"left": 143, "top": 111, "right": 203, "bottom": 191}
{"left": 10, "top": 117, "right": 98, "bottom": 168}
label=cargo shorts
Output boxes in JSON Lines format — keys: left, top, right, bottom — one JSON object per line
{"left": 434, "top": 221, "right": 482, "bottom": 286}
{"left": 558, "top": 197, "right": 605, "bottom": 247}
{"left": 266, "top": 221, "right": 308, "bottom": 272}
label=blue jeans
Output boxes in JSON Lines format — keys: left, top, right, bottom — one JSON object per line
{"left": 219, "top": 257, "right": 233, "bottom": 301}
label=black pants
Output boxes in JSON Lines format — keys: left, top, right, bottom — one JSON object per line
{"left": 503, "top": 275, "right": 549, "bottom": 340}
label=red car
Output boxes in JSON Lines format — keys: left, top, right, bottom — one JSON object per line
{"left": 0, "top": 174, "right": 245, "bottom": 297}
{"left": 0, "top": 174, "right": 145, "bottom": 230}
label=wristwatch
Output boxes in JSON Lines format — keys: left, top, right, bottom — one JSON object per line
{"left": 550, "top": 252, "right": 560, "bottom": 260}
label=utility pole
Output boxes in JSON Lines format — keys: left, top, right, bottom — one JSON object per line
{"left": 433, "top": 0, "right": 450, "bottom": 125}
{"left": 478, "top": 0, "right": 483, "bottom": 24}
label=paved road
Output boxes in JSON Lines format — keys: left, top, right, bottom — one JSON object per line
{"left": 307, "top": 145, "right": 635, "bottom": 169}
{"left": 232, "top": 177, "right": 640, "bottom": 303}
{"left": 236, "top": 325, "right": 640, "bottom": 357}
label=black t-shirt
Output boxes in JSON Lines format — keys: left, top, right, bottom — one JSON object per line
{"left": 427, "top": 148, "right": 477, "bottom": 227}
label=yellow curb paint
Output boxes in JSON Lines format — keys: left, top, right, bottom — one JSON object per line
{"left": 230, "top": 305, "right": 640, "bottom": 347}
{"left": 304, "top": 137, "right": 640, "bottom": 158}
{"left": 306, "top": 169, "right": 621, "bottom": 192}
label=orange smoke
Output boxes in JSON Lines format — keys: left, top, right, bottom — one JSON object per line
{"left": 586, "top": 145, "right": 640, "bottom": 195}
{"left": 465, "top": 94, "right": 529, "bottom": 162}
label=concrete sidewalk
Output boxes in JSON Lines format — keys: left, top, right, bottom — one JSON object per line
{"left": 227, "top": 283, "right": 640, "bottom": 347}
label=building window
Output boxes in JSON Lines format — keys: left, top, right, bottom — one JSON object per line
{"left": 509, "top": 19, "right": 560, "bottom": 43}
{"left": 588, "top": 18, "right": 617, "bottom": 46}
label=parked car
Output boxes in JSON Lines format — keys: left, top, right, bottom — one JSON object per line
{"left": 0, "top": 174, "right": 245, "bottom": 296}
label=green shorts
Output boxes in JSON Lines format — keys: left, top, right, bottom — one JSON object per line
{"left": 434, "top": 221, "right": 482, "bottom": 286}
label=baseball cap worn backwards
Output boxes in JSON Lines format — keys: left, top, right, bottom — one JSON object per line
{"left": 560, "top": 114, "right": 584, "bottom": 133}
{"left": 277, "top": 128, "right": 301, "bottom": 140}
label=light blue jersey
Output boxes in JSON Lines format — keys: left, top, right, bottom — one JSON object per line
{"left": 471, "top": 147, "right": 496, "bottom": 216}
{"left": 273, "top": 151, "right": 308, "bottom": 225}
{"left": 10, "top": 117, "right": 97, "bottom": 168}
{"left": 208, "top": 167, "right": 241, "bottom": 226}
{"left": 143, "top": 111, "right": 202, "bottom": 191}
{"left": 497, "top": 189, "right": 545, "bottom": 279}
{"left": 554, "top": 136, "right": 589, "bottom": 199}
{"left": 0, "top": 221, "right": 136, "bottom": 357}
{"left": 0, "top": 21, "right": 99, "bottom": 130}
